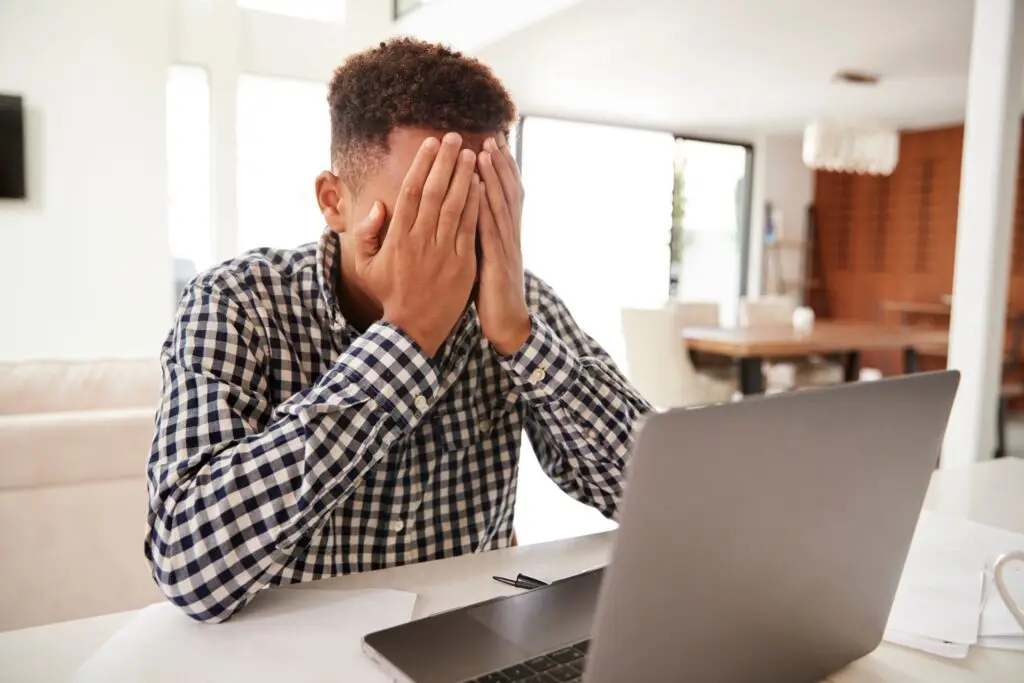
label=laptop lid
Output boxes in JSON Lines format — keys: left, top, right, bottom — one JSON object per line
{"left": 585, "top": 370, "right": 960, "bottom": 683}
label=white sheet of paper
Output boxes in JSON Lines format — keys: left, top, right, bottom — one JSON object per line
{"left": 883, "top": 629, "right": 971, "bottom": 659}
{"left": 71, "top": 588, "right": 417, "bottom": 683}
{"left": 911, "top": 510, "right": 1024, "bottom": 638}
{"left": 977, "top": 635, "right": 1024, "bottom": 652}
{"left": 883, "top": 543, "right": 983, "bottom": 646}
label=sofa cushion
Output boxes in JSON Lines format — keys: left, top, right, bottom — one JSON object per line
{"left": 0, "top": 408, "right": 155, "bottom": 491}
{"left": 0, "top": 479, "right": 163, "bottom": 631}
{"left": 0, "top": 359, "right": 161, "bottom": 415}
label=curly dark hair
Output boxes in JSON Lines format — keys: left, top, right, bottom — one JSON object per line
{"left": 328, "top": 37, "right": 517, "bottom": 192}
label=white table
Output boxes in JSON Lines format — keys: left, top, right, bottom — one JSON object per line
{"left": 1, "top": 460, "right": 1022, "bottom": 683}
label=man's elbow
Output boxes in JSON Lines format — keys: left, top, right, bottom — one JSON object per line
{"left": 145, "top": 537, "right": 250, "bottom": 624}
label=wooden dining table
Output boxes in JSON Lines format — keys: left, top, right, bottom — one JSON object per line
{"left": 683, "top": 321, "right": 950, "bottom": 395}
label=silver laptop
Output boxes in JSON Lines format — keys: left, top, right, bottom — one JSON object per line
{"left": 363, "top": 371, "right": 960, "bottom": 683}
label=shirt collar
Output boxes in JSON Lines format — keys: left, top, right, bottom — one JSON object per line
{"left": 316, "top": 228, "right": 345, "bottom": 328}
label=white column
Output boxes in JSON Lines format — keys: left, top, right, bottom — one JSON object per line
{"left": 942, "top": 0, "right": 1024, "bottom": 466}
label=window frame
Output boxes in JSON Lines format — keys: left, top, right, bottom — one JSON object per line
{"left": 514, "top": 114, "right": 755, "bottom": 300}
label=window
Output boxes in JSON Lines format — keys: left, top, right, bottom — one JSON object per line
{"left": 672, "top": 139, "right": 752, "bottom": 324}
{"left": 393, "top": 0, "right": 430, "bottom": 19}
{"left": 510, "top": 118, "right": 753, "bottom": 545}
{"left": 512, "top": 116, "right": 674, "bottom": 545}
{"left": 236, "top": 75, "right": 330, "bottom": 253}
{"left": 166, "top": 65, "right": 211, "bottom": 302}
{"left": 237, "top": 0, "right": 345, "bottom": 22}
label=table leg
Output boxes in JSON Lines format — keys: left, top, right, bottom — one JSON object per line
{"left": 738, "top": 357, "right": 765, "bottom": 396}
{"left": 843, "top": 352, "right": 861, "bottom": 383}
{"left": 903, "top": 346, "right": 920, "bottom": 374}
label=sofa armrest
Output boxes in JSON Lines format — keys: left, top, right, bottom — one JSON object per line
{"left": 0, "top": 407, "right": 156, "bottom": 491}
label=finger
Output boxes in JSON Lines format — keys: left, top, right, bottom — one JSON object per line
{"left": 412, "top": 132, "right": 463, "bottom": 235}
{"left": 494, "top": 134, "right": 523, "bottom": 187}
{"left": 456, "top": 174, "right": 481, "bottom": 257}
{"left": 437, "top": 148, "right": 476, "bottom": 245}
{"left": 484, "top": 137, "right": 520, "bottom": 211}
{"left": 478, "top": 151, "right": 514, "bottom": 251}
{"left": 390, "top": 137, "right": 440, "bottom": 238}
{"left": 477, "top": 175, "right": 504, "bottom": 257}
{"left": 353, "top": 201, "right": 386, "bottom": 262}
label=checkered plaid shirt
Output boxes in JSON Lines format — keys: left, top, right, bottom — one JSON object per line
{"left": 146, "top": 230, "right": 651, "bottom": 622}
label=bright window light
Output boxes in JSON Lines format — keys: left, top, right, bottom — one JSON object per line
{"left": 236, "top": 75, "right": 331, "bottom": 253}
{"left": 237, "top": 0, "right": 345, "bottom": 23}
{"left": 166, "top": 65, "right": 212, "bottom": 281}
{"left": 513, "top": 116, "right": 674, "bottom": 546}
{"left": 674, "top": 139, "right": 751, "bottom": 324}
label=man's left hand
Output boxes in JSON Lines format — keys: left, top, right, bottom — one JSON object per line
{"left": 476, "top": 135, "right": 531, "bottom": 356}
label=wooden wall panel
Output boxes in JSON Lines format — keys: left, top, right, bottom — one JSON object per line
{"left": 811, "top": 123, "right": 1015, "bottom": 374}
{"left": 815, "top": 126, "right": 968, "bottom": 316}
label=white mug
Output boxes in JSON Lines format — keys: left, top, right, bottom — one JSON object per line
{"left": 993, "top": 550, "right": 1024, "bottom": 631}
{"left": 792, "top": 306, "right": 815, "bottom": 334}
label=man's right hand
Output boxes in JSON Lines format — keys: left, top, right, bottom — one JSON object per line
{"left": 353, "top": 133, "right": 481, "bottom": 356}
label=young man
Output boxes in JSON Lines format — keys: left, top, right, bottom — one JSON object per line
{"left": 147, "top": 38, "right": 651, "bottom": 623}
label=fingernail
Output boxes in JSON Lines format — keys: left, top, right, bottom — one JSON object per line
{"left": 479, "top": 151, "right": 491, "bottom": 165}
{"left": 443, "top": 132, "right": 462, "bottom": 146}
{"left": 485, "top": 138, "right": 498, "bottom": 151}
{"left": 422, "top": 137, "right": 439, "bottom": 150}
{"left": 460, "top": 149, "right": 475, "bottom": 163}
{"left": 368, "top": 202, "right": 381, "bottom": 220}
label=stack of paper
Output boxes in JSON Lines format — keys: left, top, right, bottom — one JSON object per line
{"left": 883, "top": 510, "right": 1024, "bottom": 658}
{"left": 72, "top": 588, "right": 418, "bottom": 682}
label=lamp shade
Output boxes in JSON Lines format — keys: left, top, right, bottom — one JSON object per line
{"left": 802, "top": 120, "right": 899, "bottom": 175}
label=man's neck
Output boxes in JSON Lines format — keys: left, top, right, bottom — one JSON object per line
{"left": 335, "top": 251, "right": 382, "bottom": 333}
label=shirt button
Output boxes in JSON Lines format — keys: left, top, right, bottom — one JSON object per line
{"left": 587, "top": 428, "right": 598, "bottom": 440}
{"left": 479, "top": 419, "right": 491, "bottom": 435}
{"left": 529, "top": 367, "right": 546, "bottom": 383}
{"left": 414, "top": 395, "right": 429, "bottom": 412}
{"left": 390, "top": 519, "right": 405, "bottom": 533}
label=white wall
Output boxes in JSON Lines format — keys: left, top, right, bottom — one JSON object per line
{"left": 746, "top": 133, "right": 813, "bottom": 299}
{"left": 0, "top": 0, "right": 564, "bottom": 362}
{"left": 0, "top": 0, "right": 172, "bottom": 360}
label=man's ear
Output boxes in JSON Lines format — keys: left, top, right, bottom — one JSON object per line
{"left": 315, "top": 171, "right": 349, "bottom": 234}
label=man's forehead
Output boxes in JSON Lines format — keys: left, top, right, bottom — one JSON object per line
{"left": 372, "top": 127, "right": 502, "bottom": 188}
{"left": 389, "top": 127, "right": 500, "bottom": 156}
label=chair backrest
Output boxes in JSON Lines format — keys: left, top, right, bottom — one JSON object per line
{"left": 739, "top": 295, "right": 798, "bottom": 327}
{"left": 621, "top": 307, "right": 699, "bottom": 408}
{"left": 674, "top": 301, "right": 721, "bottom": 327}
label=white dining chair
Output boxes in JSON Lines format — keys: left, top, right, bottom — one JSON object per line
{"left": 673, "top": 300, "right": 721, "bottom": 327}
{"left": 621, "top": 306, "right": 737, "bottom": 409}
{"left": 738, "top": 295, "right": 798, "bottom": 327}
{"left": 738, "top": 296, "right": 844, "bottom": 389}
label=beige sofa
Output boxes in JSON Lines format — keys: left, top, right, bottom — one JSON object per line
{"left": 0, "top": 360, "right": 165, "bottom": 631}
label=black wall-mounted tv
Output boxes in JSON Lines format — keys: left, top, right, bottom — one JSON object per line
{"left": 0, "top": 94, "right": 26, "bottom": 199}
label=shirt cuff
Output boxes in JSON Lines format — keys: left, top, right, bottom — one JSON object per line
{"left": 498, "top": 316, "right": 580, "bottom": 404}
{"left": 324, "top": 322, "right": 441, "bottom": 431}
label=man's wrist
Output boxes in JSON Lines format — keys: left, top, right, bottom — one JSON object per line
{"left": 490, "top": 315, "right": 532, "bottom": 356}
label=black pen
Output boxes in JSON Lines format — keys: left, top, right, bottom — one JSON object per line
{"left": 493, "top": 573, "right": 549, "bottom": 590}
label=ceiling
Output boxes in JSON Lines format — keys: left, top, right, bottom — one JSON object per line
{"left": 475, "top": 0, "right": 999, "bottom": 136}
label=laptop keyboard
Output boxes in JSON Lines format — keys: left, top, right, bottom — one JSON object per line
{"left": 465, "top": 639, "right": 590, "bottom": 682}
